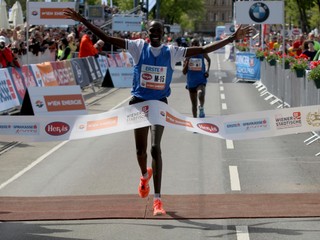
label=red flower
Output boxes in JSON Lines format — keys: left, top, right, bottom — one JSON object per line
{"left": 310, "top": 61, "right": 320, "bottom": 69}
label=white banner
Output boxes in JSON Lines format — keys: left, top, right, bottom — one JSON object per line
{"left": 0, "top": 101, "right": 319, "bottom": 142}
{"left": 28, "top": 2, "right": 76, "bottom": 25}
{"left": 27, "top": 86, "right": 87, "bottom": 116}
{"left": 235, "top": 1, "right": 283, "bottom": 24}
{"left": 108, "top": 67, "right": 134, "bottom": 88}
{"left": 112, "top": 14, "right": 142, "bottom": 32}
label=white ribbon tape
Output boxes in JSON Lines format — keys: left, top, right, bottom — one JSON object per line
{"left": 0, "top": 100, "right": 319, "bottom": 142}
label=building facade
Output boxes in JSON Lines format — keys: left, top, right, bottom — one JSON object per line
{"left": 195, "top": 0, "right": 233, "bottom": 35}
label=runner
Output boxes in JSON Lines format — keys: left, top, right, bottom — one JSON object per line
{"left": 183, "top": 38, "right": 211, "bottom": 118}
{"left": 63, "top": 8, "right": 253, "bottom": 216}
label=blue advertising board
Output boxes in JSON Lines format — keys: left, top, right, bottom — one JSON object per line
{"left": 236, "top": 52, "right": 260, "bottom": 81}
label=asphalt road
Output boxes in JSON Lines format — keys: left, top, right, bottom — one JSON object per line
{"left": 1, "top": 52, "right": 320, "bottom": 240}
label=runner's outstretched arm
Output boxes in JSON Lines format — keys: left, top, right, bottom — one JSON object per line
{"left": 185, "top": 25, "right": 253, "bottom": 58}
{"left": 63, "top": 8, "right": 126, "bottom": 49}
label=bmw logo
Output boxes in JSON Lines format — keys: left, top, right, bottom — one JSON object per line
{"left": 249, "top": 2, "right": 270, "bottom": 23}
{"left": 229, "top": 25, "right": 235, "bottom": 33}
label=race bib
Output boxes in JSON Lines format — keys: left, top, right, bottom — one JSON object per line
{"left": 140, "top": 64, "right": 167, "bottom": 90}
{"left": 188, "top": 58, "right": 202, "bottom": 71}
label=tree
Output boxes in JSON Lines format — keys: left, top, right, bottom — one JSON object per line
{"left": 113, "top": 0, "right": 205, "bottom": 32}
{"left": 286, "top": 0, "right": 320, "bottom": 33}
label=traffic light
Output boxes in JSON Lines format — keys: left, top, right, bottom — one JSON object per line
{"left": 139, "top": 1, "right": 148, "bottom": 13}
{"left": 78, "top": 4, "right": 85, "bottom": 15}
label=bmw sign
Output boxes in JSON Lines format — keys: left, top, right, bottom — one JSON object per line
{"left": 249, "top": 2, "right": 270, "bottom": 23}
{"left": 235, "top": 1, "right": 283, "bottom": 24}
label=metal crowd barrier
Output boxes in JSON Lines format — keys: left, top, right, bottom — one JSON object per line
{"left": 254, "top": 60, "right": 320, "bottom": 156}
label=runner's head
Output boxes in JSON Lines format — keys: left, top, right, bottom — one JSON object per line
{"left": 148, "top": 20, "right": 164, "bottom": 47}
{"left": 191, "top": 38, "right": 200, "bottom": 47}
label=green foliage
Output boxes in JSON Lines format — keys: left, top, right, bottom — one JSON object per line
{"left": 308, "top": 65, "right": 320, "bottom": 81}
{"left": 266, "top": 52, "right": 279, "bottom": 62}
{"left": 290, "top": 58, "right": 309, "bottom": 71}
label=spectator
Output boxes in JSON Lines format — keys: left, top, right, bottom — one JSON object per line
{"left": 0, "top": 36, "right": 14, "bottom": 68}
{"left": 57, "top": 37, "right": 71, "bottom": 60}
{"left": 292, "top": 34, "right": 305, "bottom": 56}
{"left": 308, "top": 32, "right": 320, "bottom": 51}
{"left": 67, "top": 33, "right": 77, "bottom": 57}
{"left": 78, "top": 31, "right": 98, "bottom": 58}
{"left": 301, "top": 40, "right": 317, "bottom": 61}
{"left": 94, "top": 39, "right": 105, "bottom": 54}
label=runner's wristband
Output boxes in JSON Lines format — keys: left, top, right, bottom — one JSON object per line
{"left": 227, "top": 35, "right": 235, "bottom": 43}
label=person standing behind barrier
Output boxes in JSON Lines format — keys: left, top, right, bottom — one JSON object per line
{"left": 67, "top": 33, "right": 77, "bottom": 58}
{"left": 78, "top": 31, "right": 98, "bottom": 58}
{"left": 57, "top": 38, "right": 72, "bottom": 61}
{"left": 94, "top": 40, "right": 105, "bottom": 55}
{"left": 182, "top": 38, "right": 211, "bottom": 118}
{"left": 63, "top": 8, "right": 253, "bottom": 216}
{"left": 0, "top": 36, "right": 14, "bottom": 68}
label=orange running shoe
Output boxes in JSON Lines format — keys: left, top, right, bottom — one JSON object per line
{"left": 153, "top": 199, "right": 166, "bottom": 216}
{"left": 138, "top": 168, "right": 152, "bottom": 198}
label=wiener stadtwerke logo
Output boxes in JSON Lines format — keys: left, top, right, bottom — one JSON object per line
{"left": 249, "top": 2, "right": 270, "bottom": 23}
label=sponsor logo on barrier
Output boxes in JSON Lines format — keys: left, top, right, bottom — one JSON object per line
{"left": 86, "top": 117, "right": 118, "bottom": 131}
{"left": 127, "top": 105, "right": 149, "bottom": 124}
{"left": 40, "top": 8, "right": 66, "bottom": 19}
{"left": 32, "top": 11, "right": 38, "bottom": 16}
{"left": 306, "top": 111, "right": 320, "bottom": 127}
{"left": 14, "top": 124, "right": 39, "bottom": 135}
{"left": 249, "top": 2, "right": 270, "bottom": 23}
{"left": 35, "top": 100, "right": 44, "bottom": 108}
{"left": 225, "top": 118, "right": 270, "bottom": 134}
{"left": 0, "top": 80, "right": 16, "bottom": 102}
{"left": 44, "top": 94, "right": 86, "bottom": 112}
{"left": 275, "top": 112, "right": 301, "bottom": 129}
{"left": 46, "top": 122, "right": 69, "bottom": 136}
{"left": 197, "top": 123, "right": 219, "bottom": 133}
{"left": 165, "top": 112, "right": 193, "bottom": 127}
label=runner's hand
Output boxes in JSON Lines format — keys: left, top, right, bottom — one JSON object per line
{"left": 63, "top": 8, "right": 83, "bottom": 22}
{"left": 234, "top": 25, "right": 254, "bottom": 40}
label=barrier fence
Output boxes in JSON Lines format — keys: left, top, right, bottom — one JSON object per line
{"left": 254, "top": 59, "right": 320, "bottom": 156}
{"left": 0, "top": 51, "right": 135, "bottom": 115}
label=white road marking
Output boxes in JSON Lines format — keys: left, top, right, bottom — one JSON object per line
{"left": 0, "top": 96, "right": 131, "bottom": 190}
{"left": 0, "top": 141, "right": 68, "bottom": 190}
{"left": 222, "top": 103, "right": 227, "bottom": 110}
{"left": 220, "top": 93, "right": 225, "bottom": 100}
{"left": 236, "top": 226, "right": 250, "bottom": 240}
{"left": 220, "top": 86, "right": 224, "bottom": 91}
{"left": 219, "top": 80, "right": 223, "bottom": 84}
{"left": 226, "top": 139, "right": 234, "bottom": 149}
{"left": 229, "top": 166, "right": 241, "bottom": 191}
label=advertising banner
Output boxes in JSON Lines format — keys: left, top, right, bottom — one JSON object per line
{"left": 28, "top": 2, "right": 76, "bottom": 25}
{"left": 21, "top": 65, "right": 39, "bottom": 87}
{"left": 30, "top": 64, "right": 44, "bottom": 88}
{"left": 0, "top": 69, "right": 20, "bottom": 112}
{"left": 36, "top": 62, "right": 59, "bottom": 86}
{"left": 51, "top": 61, "right": 76, "bottom": 86}
{"left": 70, "top": 59, "right": 91, "bottom": 87}
{"left": 27, "top": 86, "right": 87, "bottom": 116}
{"left": 7, "top": 68, "right": 26, "bottom": 104}
{"left": 236, "top": 52, "right": 260, "bottom": 81}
